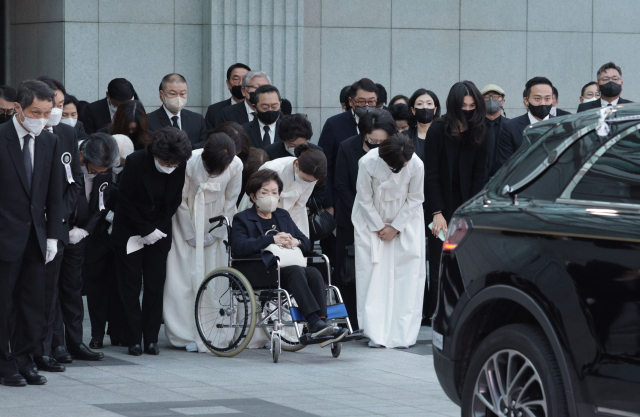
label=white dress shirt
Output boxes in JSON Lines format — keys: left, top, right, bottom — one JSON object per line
{"left": 527, "top": 112, "right": 550, "bottom": 125}
{"left": 258, "top": 119, "right": 277, "bottom": 144}
{"left": 84, "top": 174, "right": 94, "bottom": 202}
{"left": 164, "top": 105, "right": 182, "bottom": 129}
{"left": 351, "top": 108, "right": 360, "bottom": 134}
{"left": 601, "top": 97, "right": 619, "bottom": 107}
{"left": 244, "top": 100, "right": 255, "bottom": 122}
{"left": 13, "top": 115, "right": 35, "bottom": 169}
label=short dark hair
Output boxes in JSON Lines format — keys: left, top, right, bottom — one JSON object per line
{"left": 279, "top": 113, "right": 313, "bottom": 143}
{"left": 523, "top": 76, "right": 553, "bottom": 99}
{"left": 80, "top": 132, "right": 120, "bottom": 168}
{"left": 340, "top": 85, "right": 351, "bottom": 107}
{"left": 146, "top": 126, "right": 193, "bottom": 165}
{"left": 581, "top": 81, "right": 597, "bottom": 97}
{"left": 389, "top": 103, "right": 412, "bottom": 123}
{"left": 255, "top": 84, "right": 281, "bottom": 104}
{"left": 36, "top": 76, "right": 66, "bottom": 95}
{"left": 375, "top": 83, "right": 387, "bottom": 106}
{"left": 379, "top": 133, "right": 414, "bottom": 174}
{"left": 294, "top": 144, "right": 327, "bottom": 184}
{"left": 110, "top": 100, "right": 150, "bottom": 149}
{"left": 552, "top": 86, "right": 559, "bottom": 99}
{"left": 245, "top": 169, "right": 283, "bottom": 197}
{"left": 0, "top": 85, "right": 17, "bottom": 102}
{"left": 16, "top": 80, "right": 55, "bottom": 110}
{"left": 64, "top": 93, "right": 79, "bottom": 109}
{"left": 349, "top": 78, "right": 378, "bottom": 99}
{"left": 597, "top": 62, "right": 622, "bottom": 79}
{"left": 202, "top": 133, "right": 236, "bottom": 176}
{"left": 358, "top": 109, "right": 396, "bottom": 138}
{"left": 226, "top": 63, "right": 251, "bottom": 81}
{"left": 160, "top": 73, "right": 187, "bottom": 91}
{"left": 212, "top": 121, "right": 250, "bottom": 165}
{"left": 281, "top": 99, "right": 292, "bottom": 115}
{"left": 409, "top": 88, "right": 441, "bottom": 117}
{"left": 108, "top": 78, "right": 138, "bottom": 101}
{"left": 389, "top": 94, "right": 409, "bottom": 107}
{"left": 244, "top": 148, "right": 270, "bottom": 191}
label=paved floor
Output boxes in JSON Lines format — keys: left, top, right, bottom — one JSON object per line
{"left": 0, "top": 304, "right": 459, "bottom": 417}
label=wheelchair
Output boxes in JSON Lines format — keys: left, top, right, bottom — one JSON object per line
{"left": 194, "top": 215, "right": 364, "bottom": 363}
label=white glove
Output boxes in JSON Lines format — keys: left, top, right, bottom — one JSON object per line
{"left": 46, "top": 239, "right": 58, "bottom": 264}
{"left": 186, "top": 238, "right": 196, "bottom": 248}
{"left": 69, "top": 227, "right": 89, "bottom": 245}
{"left": 105, "top": 210, "right": 115, "bottom": 224}
{"left": 142, "top": 229, "right": 167, "bottom": 245}
{"left": 203, "top": 232, "right": 216, "bottom": 247}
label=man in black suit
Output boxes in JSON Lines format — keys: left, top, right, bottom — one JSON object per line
{"left": 480, "top": 84, "right": 509, "bottom": 182}
{"left": 551, "top": 86, "right": 571, "bottom": 117}
{"left": 220, "top": 70, "right": 271, "bottom": 126}
{"left": 318, "top": 78, "right": 377, "bottom": 215}
{"left": 577, "top": 62, "right": 633, "bottom": 112}
{"left": 204, "top": 63, "right": 251, "bottom": 129}
{"left": 0, "top": 80, "right": 63, "bottom": 386}
{"left": 147, "top": 73, "right": 207, "bottom": 149}
{"left": 497, "top": 76, "right": 554, "bottom": 168}
{"left": 82, "top": 78, "right": 137, "bottom": 134}
{"left": 241, "top": 84, "right": 283, "bottom": 149}
{"left": 0, "top": 85, "right": 17, "bottom": 125}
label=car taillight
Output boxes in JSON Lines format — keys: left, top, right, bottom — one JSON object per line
{"left": 442, "top": 217, "right": 470, "bottom": 252}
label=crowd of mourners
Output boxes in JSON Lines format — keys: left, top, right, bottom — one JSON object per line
{"left": 0, "top": 60, "right": 629, "bottom": 386}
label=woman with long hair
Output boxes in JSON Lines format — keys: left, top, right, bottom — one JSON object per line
{"left": 101, "top": 100, "right": 151, "bottom": 150}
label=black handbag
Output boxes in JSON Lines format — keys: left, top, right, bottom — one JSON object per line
{"left": 340, "top": 245, "right": 356, "bottom": 286}
{"left": 307, "top": 197, "right": 336, "bottom": 241}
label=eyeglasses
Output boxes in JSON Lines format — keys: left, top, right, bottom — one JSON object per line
{"left": 599, "top": 76, "right": 621, "bottom": 83}
{"left": 583, "top": 91, "right": 601, "bottom": 99}
{"left": 483, "top": 94, "right": 503, "bottom": 101}
{"left": 365, "top": 134, "right": 385, "bottom": 144}
{"left": 352, "top": 99, "right": 377, "bottom": 106}
{"left": 0, "top": 108, "right": 15, "bottom": 115}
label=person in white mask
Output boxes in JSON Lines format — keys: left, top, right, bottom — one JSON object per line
{"left": 147, "top": 73, "right": 208, "bottom": 149}
{"left": 164, "top": 133, "right": 242, "bottom": 353}
{"left": 61, "top": 94, "right": 88, "bottom": 135}
{"left": 579, "top": 81, "right": 601, "bottom": 105}
{"left": 238, "top": 143, "right": 326, "bottom": 238}
{"left": 111, "top": 126, "right": 192, "bottom": 357}
{"left": 83, "top": 78, "right": 137, "bottom": 134}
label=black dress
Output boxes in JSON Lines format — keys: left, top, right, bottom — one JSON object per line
{"left": 404, "top": 126, "right": 425, "bottom": 162}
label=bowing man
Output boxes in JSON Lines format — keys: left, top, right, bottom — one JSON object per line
{"left": 0, "top": 80, "right": 63, "bottom": 386}
{"left": 83, "top": 78, "right": 137, "bottom": 134}
{"left": 112, "top": 126, "right": 192, "bottom": 357}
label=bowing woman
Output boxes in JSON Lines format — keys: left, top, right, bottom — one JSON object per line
{"left": 237, "top": 144, "right": 326, "bottom": 238}
{"left": 112, "top": 126, "right": 192, "bottom": 356}
{"left": 423, "top": 81, "right": 486, "bottom": 320}
{"left": 163, "top": 133, "right": 242, "bottom": 353}
{"left": 352, "top": 134, "right": 426, "bottom": 349}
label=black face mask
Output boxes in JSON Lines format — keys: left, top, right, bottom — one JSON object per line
{"left": 231, "top": 85, "right": 244, "bottom": 100}
{"left": 461, "top": 109, "right": 475, "bottom": 122}
{"left": 527, "top": 103, "right": 552, "bottom": 120}
{"left": 0, "top": 113, "right": 12, "bottom": 124}
{"left": 249, "top": 92, "right": 257, "bottom": 105}
{"left": 599, "top": 81, "right": 622, "bottom": 98}
{"left": 366, "top": 141, "right": 380, "bottom": 149}
{"left": 414, "top": 108, "right": 435, "bottom": 124}
{"left": 256, "top": 109, "right": 280, "bottom": 125}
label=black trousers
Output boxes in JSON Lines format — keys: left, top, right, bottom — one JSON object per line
{"left": 115, "top": 242, "right": 169, "bottom": 345}
{"left": 0, "top": 228, "right": 46, "bottom": 376}
{"left": 334, "top": 225, "right": 358, "bottom": 329}
{"left": 84, "top": 248, "right": 125, "bottom": 342}
{"left": 51, "top": 240, "right": 87, "bottom": 348}
{"left": 36, "top": 242, "right": 64, "bottom": 358}
{"left": 425, "top": 234, "right": 443, "bottom": 321}
{"left": 280, "top": 266, "right": 327, "bottom": 319}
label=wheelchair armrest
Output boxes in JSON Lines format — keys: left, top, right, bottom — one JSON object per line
{"left": 231, "top": 253, "right": 263, "bottom": 261}
{"left": 303, "top": 251, "right": 323, "bottom": 258}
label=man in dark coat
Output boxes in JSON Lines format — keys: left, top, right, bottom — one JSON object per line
{"left": 577, "top": 62, "right": 633, "bottom": 112}
{"left": 204, "top": 63, "right": 250, "bottom": 129}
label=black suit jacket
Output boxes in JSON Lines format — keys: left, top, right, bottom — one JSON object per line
{"left": 317, "top": 110, "right": 358, "bottom": 208}
{"left": 424, "top": 121, "right": 487, "bottom": 222}
{"left": 484, "top": 115, "right": 509, "bottom": 182}
{"left": 333, "top": 134, "right": 366, "bottom": 230}
{"left": 52, "top": 124, "right": 84, "bottom": 245}
{"left": 72, "top": 171, "right": 112, "bottom": 237}
{"left": 111, "top": 150, "right": 185, "bottom": 250}
{"left": 577, "top": 97, "right": 634, "bottom": 113}
{"left": 83, "top": 98, "right": 111, "bottom": 134}
{"left": 204, "top": 98, "right": 233, "bottom": 129}
{"left": 496, "top": 113, "right": 531, "bottom": 167}
{"left": 555, "top": 108, "right": 572, "bottom": 116}
{"left": 230, "top": 207, "right": 311, "bottom": 258}
{"left": 147, "top": 107, "right": 207, "bottom": 149}
{"left": 221, "top": 101, "right": 251, "bottom": 126}
{"left": 84, "top": 173, "right": 121, "bottom": 263}
{"left": 0, "top": 121, "right": 63, "bottom": 262}
{"left": 242, "top": 118, "right": 282, "bottom": 149}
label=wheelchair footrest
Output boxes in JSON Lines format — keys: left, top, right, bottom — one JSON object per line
{"left": 290, "top": 304, "right": 349, "bottom": 322}
{"left": 299, "top": 328, "right": 366, "bottom": 346}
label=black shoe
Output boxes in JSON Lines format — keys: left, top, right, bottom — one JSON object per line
{"left": 144, "top": 343, "right": 159, "bottom": 355}
{"left": 308, "top": 320, "right": 335, "bottom": 338}
{"left": 52, "top": 346, "right": 73, "bottom": 363}
{"left": 89, "top": 337, "right": 104, "bottom": 349}
{"left": 128, "top": 344, "right": 142, "bottom": 356}
{"left": 20, "top": 370, "right": 46, "bottom": 385}
{"left": 34, "top": 356, "right": 65, "bottom": 372}
{"left": 68, "top": 343, "right": 104, "bottom": 361}
{"left": 320, "top": 327, "right": 349, "bottom": 348}
{"left": 0, "top": 374, "right": 27, "bottom": 387}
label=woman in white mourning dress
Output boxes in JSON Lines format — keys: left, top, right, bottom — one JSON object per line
{"left": 163, "top": 133, "right": 242, "bottom": 352}
{"left": 352, "top": 133, "right": 426, "bottom": 349}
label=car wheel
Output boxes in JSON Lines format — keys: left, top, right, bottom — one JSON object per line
{"left": 461, "top": 324, "right": 568, "bottom": 417}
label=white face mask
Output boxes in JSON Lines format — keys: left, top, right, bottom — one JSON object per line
{"left": 81, "top": 165, "right": 96, "bottom": 179}
{"left": 294, "top": 169, "right": 316, "bottom": 188}
{"left": 254, "top": 195, "right": 279, "bottom": 213}
{"left": 162, "top": 94, "right": 187, "bottom": 114}
{"left": 154, "top": 158, "right": 176, "bottom": 174}
{"left": 112, "top": 166, "right": 123, "bottom": 175}
{"left": 47, "top": 107, "right": 63, "bottom": 127}
{"left": 108, "top": 98, "right": 118, "bottom": 119}
{"left": 17, "top": 105, "right": 48, "bottom": 136}
{"left": 285, "top": 145, "right": 296, "bottom": 156}
{"left": 583, "top": 96, "right": 598, "bottom": 103}
{"left": 60, "top": 117, "right": 78, "bottom": 127}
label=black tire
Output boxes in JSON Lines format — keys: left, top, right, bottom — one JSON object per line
{"left": 461, "top": 324, "right": 568, "bottom": 417}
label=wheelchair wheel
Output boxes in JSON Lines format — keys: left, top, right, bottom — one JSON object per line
{"left": 195, "top": 267, "right": 257, "bottom": 357}
{"left": 331, "top": 343, "right": 341, "bottom": 358}
{"left": 261, "top": 300, "right": 305, "bottom": 352}
{"left": 272, "top": 334, "right": 281, "bottom": 363}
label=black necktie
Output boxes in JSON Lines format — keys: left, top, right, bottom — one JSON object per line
{"left": 22, "top": 135, "right": 32, "bottom": 190}
{"left": 171, "top": 116, "right": 179, "bottom": 129}
{"left": 607, "top": 103, "right": 613, "bottom": 107}
{"left": 262, "top": 126, "right": 271, "bottom": 147}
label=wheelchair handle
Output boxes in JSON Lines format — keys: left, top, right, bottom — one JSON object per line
{"left": 208, "top": 215, "right": 229, "bottom": 231}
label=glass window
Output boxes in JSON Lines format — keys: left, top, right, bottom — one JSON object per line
{"left": 571, "top": 130, "right": 640, "bottom": 205}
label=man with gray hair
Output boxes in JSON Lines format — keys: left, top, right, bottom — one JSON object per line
{"left": 220, "top": 70, "right": 271, "bottom": 125}
{"left": 577, "top": 62, "right": 633, "bottom": 112}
